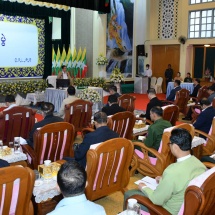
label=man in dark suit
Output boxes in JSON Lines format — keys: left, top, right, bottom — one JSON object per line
{"left": 140, "top": 88, "right": 163, "bottom": 120}
{"left": 75, "top": 112, "right": 119, "bottom": 168}
{"left": 165, "top": 64, "right": 173, "bottom": 90}
{"left": 193, "top": 98, "right": 215, "bottom": 134}
{"left": 102, "top": 95, "right": 125, "bottom": 116}
{"left": 167, "top": 80, "right": 182, "bottom": 101}
{"left": 27, "top": 102, "right": 63, "bottom": 148}
{"left": 190, "top": 78, "right": 201, "bottom": 98}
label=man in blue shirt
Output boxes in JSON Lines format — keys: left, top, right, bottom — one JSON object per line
{"left": 47, "top": 161, "right": 106, "bottom": 215}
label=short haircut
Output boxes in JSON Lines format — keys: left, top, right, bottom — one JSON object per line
{"left": 67, "top": 86, "right": 76, "bottom": 95}
{"left": 174, "top": 80, "right": 181, "bottom": 86}
{"left": 150, "top": 106, "right": 163, "bottom": 117}
{"left": 5, "top": 95, "right": 15, "bottom": 103}
{"left": 187, "top": 73, "right": 191, "bottom": 75}
{"left": 62, "top": 65, "right": 66, "bottom": 69}
{"left": 108, "top": 94, "right": 118, "bottom": 103}
{"left": 177, "top": 72, "right": 181, "bottom": 76}
{"left": 41, "top": 102, "right": 55, "bottom": 115}
{"left": 200, "top": 98, "right": 211, "bottom": 106}
{"left": 147, "top": 88, "right": 156, "bottom": 95}
{"left": 194, "top": 78, "right": 200, "bottom": 84}
{"left": 146, "top": 64, "right": 150, "bottom": 67}
{"left": 94, "top": 111, "right": 107, "bottom": 124}
{"left": 109, "top": 85, "right": 117, "bottom": 93}
{"left": 57, "top": 161, "right": 86, "bottom": 197}
{"left": 170, "top": 128, "right": 192, "bottom": 151}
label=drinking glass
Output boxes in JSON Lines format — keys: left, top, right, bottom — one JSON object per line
{"left": 14, "top": 137, "right": 20, "bottom": 154}
{"left": 9, "top": 142, "right": 14, "bottom": 149}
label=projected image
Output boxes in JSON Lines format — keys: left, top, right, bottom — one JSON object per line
{"left": 0, "top": 14, "right": 45, "bottom": 78}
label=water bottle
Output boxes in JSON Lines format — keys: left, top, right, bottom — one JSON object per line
{"left": 127, "top": 199, "right": 140, "bottom": 215}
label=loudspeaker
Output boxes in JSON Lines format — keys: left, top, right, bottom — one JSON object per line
{"left": 136, "top": 45, "right": 145, "bottom": 56}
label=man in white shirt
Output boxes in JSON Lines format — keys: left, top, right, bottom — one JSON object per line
{"left": 47, "top": 161, "right": 106, "bottom": 215}
{"left": 3, "top": 95, "right": 17, "bottom": 111}
{"left": 144, "top": 64, "right": 152, "bottom": 89}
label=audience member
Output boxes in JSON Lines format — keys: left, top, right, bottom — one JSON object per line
{"left": 27, "top": 102, "right": 63, "bottom": 148}
{"left": 47, "top": 161, "right": 106, "bottom": 215}
{"left": 174, "top": 72, "right": 183, "bottom": 82}
{"left": 57, "top": 65, "right": 73, "bottom": 85}
{"left": 75, "top": 112, "right": 119, "bottom": 168}
{"left": 140, "top": 88, "right": 162, "bottom": 120}
{"left": 0, "top": 159, "right": 9, "bottom": 168}
{"left": 58, "top": 86, "right": 79, "bottom": 117}
{"left": 109, "top": 85, "right": 120, "bottom": 98}
{"left": 102, "top": 95, "right": 125, "bottom": 116}
{"left": 164, "top": 64, "right": 173, "bottom": 90}
{"left": 184, "top": 72, "right": 192, "bottom": 83}
{"left": 190, "top": 78, "right": 201, "bottom": 97}
{"left": 207, "top": 85, "right": 215, "bottom": 103}
{"left": 167, "top": 80, "right": 181, "bottom": 101}
{"left": 141, "top": 106, "right": 171, "bottom": 151}
{"left": 193, "top": 98, "right": 215, "bottom": 134}
{"left": 124, "top": 128, "right": 206, "bottom": 214}
{"left": 3, "top": 95, "right": 17, "bottom": 111}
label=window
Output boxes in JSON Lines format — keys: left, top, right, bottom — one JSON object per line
{"left": 190, "top": 0, "right": 214, "bottom": 4}
{"left": 189, "top": 9, "right": 215, "bottom": 38}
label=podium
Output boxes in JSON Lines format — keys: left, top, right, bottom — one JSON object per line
{"left": 134, "top": 77, "right": 148, "bottom": 94}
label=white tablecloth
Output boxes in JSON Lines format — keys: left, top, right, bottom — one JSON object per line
{"left": 133, "top": 125, "right": 149, "bottom": 134}
{"left": 26, "top": 92, "right": 45, "bottom": 105}
{"left": 166, "top": 82, "right": 194, "bottom": 98}
{"left": 46, "top": 76, "right": 57, "bottom": 88}
{"left": 2, "top": 151, "right": 27, "bottom": 163}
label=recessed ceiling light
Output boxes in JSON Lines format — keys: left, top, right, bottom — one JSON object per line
{"left": 204, "top": 44, "right": 210, "bottom": 47}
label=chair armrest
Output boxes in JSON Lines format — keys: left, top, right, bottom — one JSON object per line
{"left": 21, "top": 144, "right": 37, "bottom": 169}
{"left": 127, "top": 195, "right": 171, "bottom": 215}
{"left": 203, "top": 162, "right": 215, "bottom": 168}
{"left": 161, "top": 100, "right": 174, "bottom": 106}
{"left": 55, "top": 160, "right": 67, "bottom": 165}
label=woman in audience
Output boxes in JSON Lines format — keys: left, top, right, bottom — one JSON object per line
{"left": 174, "top": 72, "right": 183, "bottom": 82}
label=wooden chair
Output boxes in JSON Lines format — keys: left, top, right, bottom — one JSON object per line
{"left": 118, "top": 94, "right": 136, "bottom": 112}
{"left": 85, "top": 138, "right": 134, "bottom": 201}
{"left": 130, "top": 123, "right": 194, "bottom": 178}
{"left": 22, "top": 122, "right": 75, "bottom": 169}
{"left": 0, "top": 166, "right": 35, "bottom": 215}
{"left": 190, "top": 85, "right": 209, "bottom": 104}
{"left": 161, "top": 105, "right": 179, "bottom": 126}
{"left": 126, "top": 167, "right": 215, "bottom": 215}
{"left": 0, "top": 106, "right": 36, "bottom": 145}
{"left": 109, "top": 111, "right": 135, "bottom": 140}
{"left": 64, "top": 99, "right": 93, "bottom": 134}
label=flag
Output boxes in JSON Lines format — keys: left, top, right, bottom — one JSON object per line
{"left": 75, "top": 48, "right": 82, "bottom": 78}
{"left": 80, "top": 48, "right": 88, "bottom": 78}
{"left": 52, "top": 46, "right": 56, "bottom": 75}
{"left": 66, "top": 46, "right": 72, "bottom": 76}
{"left": 61, "top": 45, "right": 67, "bottom": 66}
{"left": 55, "top": 46, "right": 61, "bottom": 75}
{"left": 71, "top": 48, "right": 77, "bottom": 78}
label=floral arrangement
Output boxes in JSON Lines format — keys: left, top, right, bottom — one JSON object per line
{"left": 204, "top": 68, "right": 211, "bottom": 78}
{"left": 0, "top": 80, "right": 48, "bottom": 96}
{"left": 110, "top": 67, "right": 124, "bottom": 83}
{"left": 74, "top": 78, "right": 106, "bottom": 88}
{"left": 78, "top": 89, "right": 101, "bottom": 103}
{"left": 96, "top": 54, "right": 108, "bottom": 65}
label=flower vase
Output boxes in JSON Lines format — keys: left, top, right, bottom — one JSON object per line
{"left": 114, "top": 82, "right": 121, "bottom": 94}
{"left": 98, "top": 65, "right": 107, "bottom": 78}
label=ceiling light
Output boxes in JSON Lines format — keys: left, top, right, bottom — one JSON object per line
{"left": 204, "top": 44, "right": 210, "bottom": 47}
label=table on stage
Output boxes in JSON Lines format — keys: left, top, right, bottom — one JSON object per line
{"left": 45, "top": 87, "right": 103, "bottom": 112}
{"left": 166, "top": 82, "right": 194, "bottom": 98}
{"left": 46, "top": 75, "right": 57, "bottom": 88}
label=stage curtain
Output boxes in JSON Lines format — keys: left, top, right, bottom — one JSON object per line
{"left": 35, "top": 0, "right": 110, "bottom": 13}
{"left": 0, "top": 0, "right": 70, "bottom": 79}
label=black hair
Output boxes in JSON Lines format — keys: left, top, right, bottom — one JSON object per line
{"left": 194, "top": 78, "right": 200, "bottom": 84}
{"left": 5, "top": 95, "right": 15, "bottom": 103}
{"left": 67, "top": 86, "right": 76, "bottom": 95}
{"left": 108, "top": 94, "right": 118, "bottom": 103}
{"left": 109, "top": 85, "right": 117, "bottom": 93}
{"left": 150, "top": 106, "right": 163, "bottom": 117}
{"left": 177, "top": 72, "right": 181, "bottom": 76}
{"left": 200, "top": 98, "right": 211, "bottom": 106}
{"left": 174, "top": 80, "right": 181, "bottom": 86}
{"left": 41, "top": 102, "right": 55, "bottom": 115}
{"left": 187, "top": 73, "right": 191, "bottom": 76}
{"left": 170, "top": 128, "right": 192, "bottom": 151}
{"left": 57, "top": 161, "right": 86, "bottom": 197}
{"left": 147, "top": 88, "right": 156, "bottom": 94}
{"left": 62, "top": 65, "right": 66, "bottom": 69}
{"left": 94, "top": 111, "right": 107, "bottom": 124}
{"left": 146, "top": 64, "right": 150, "bottom": 67}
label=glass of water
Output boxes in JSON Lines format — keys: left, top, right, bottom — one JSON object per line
{"left": 14, "top": 137, "right": 20, "bottom": 154}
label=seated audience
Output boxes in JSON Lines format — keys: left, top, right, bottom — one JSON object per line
{"left": 174, "top": 72, "right": 183, "bottom": 82}
{"left": 58, "top": 86, "right": 79, "bottom": 117}
{"left": 140, "top": 88, "right": 162, "bottom": 120}
{"left": 27, "top": 102, "right": 63, "bottom": 148}
{"left": 3, "top": 95, "right": 17, "bottom": 111}
{"left": 142, "top": 106, "right": 171, "bottom": 151}
{"left": 190, "top": 78, "right": 201, "bottom": 97}
{"left": 102, "top": 95, "right": 125, "bottom": 116}
{"left": 75, "top": 112, "right": 119, "bottom": 168}
{"left": 109, "top": 85, "right": 120, "bottom": 98}
{"left": 207, "top": 85, "right": 215, "bottom": 103}
{"left": 167, "top": 80, "right": 181, "bottom": 101}
{"left": 47, "top": 161, "right": 106, "bottom": 215}
{"left": 124, "top": 128, "right": 206, "bottom": 214}
{"left": 193, "top": 98, "right": 215, "bottom": 134}
{"left": 184, "top": 72, "right": 192, "bottom": 83}
{"left": 0, "top": 159, "right": 9, "bottom": 168}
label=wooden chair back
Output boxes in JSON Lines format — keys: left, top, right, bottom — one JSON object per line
{"left": 194, "top": 85, "right": 209, "bottom": 103}
{"left": 64, "top": 99, "right": 93, "bottom": 133}
{"left": 0, "top": 106, "right": 36, "bottom": 145}
{"left": 118, "top": 94, "right": 136, "bottom": 112}
{"left": 162, "top": 105, "right": 179, "bottom": 125}
{"left": 85, "top": 138, "right": 134, "bottom": 201}
{"left": 109, "top": 111, "right": 135, "bottom": 140}
{"left": 0, "top": 166, "right": 35, "bottom": 215}
{"left": 174, "top": 88, "right": 190, "bottom": 114}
